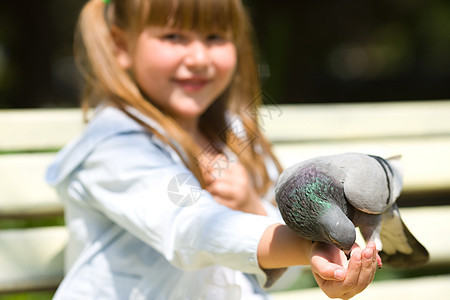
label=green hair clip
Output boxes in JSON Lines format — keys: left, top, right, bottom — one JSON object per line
{"left": 102, "top": 0, "right": 111, "bottom": 4}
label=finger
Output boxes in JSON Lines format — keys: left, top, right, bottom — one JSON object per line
{"left": 358, "top": 244, "right": 378, "bottom": 287}
{"left": 202, "top": 168, "right": 217, "bottom": 187}
{"left": 206, "top": 181, "right": 235, "bottom": 199}
{"left": 346, "top": 243, "right": 377, "bottom": 298}
{"left": 364, "top": 241, "right": 382, "bottom": 268}
{"left": 311, "top": 242, "right": 350, "bottom": 280}
{"left": 376, "top": 252, "right": 383, "bottom": 268}
{"left": 342, "top": 247, "right": 363, "bottom": 291}
{"left": 204, "top": 171, "right": 216, "bottom": 184}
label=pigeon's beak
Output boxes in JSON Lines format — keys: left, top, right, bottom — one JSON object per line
{"left": 330, "top": 236, "right": 352, "bottom": 260}
{"left": 343, "top": 249, "right": 352, "bottom": 260}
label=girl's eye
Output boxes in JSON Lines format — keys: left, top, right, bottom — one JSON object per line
{"left": 162, "top": 33, "right": 184, "bottom": 42}
{"left": 206, "top": 34, "right": 224, "bottom": 41}
{"left": 206, "top": 33, "right": 229, "bottom": 44}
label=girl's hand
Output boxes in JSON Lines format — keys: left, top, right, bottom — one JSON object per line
{"left": 204, "top": 157, "right": 266, "bottom": 215}
{"left": 310, "top": 241, "right": 378, "bottom": 300}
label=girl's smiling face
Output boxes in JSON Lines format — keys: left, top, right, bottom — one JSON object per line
{"left": 116, "top": 26, "right": 237, "bottom": 129}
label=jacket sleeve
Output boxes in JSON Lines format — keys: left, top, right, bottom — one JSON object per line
{"left": 68, "top": 131, "right": 282, "bottom": 285}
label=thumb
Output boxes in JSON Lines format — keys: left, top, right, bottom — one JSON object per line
{"left": 311, "top": 256, "right": 347, "bottom": 281}
{"left": 317, "top": 265, "right": 346, "bottom": 281}
{"left": 202, "top": 167, "right": 216, "bottom": 188}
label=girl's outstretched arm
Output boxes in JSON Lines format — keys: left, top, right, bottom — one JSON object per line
{"left": 258, "top": 224, "right": 377, "bottom": 300}
{"left": 257, "top": 223, "right": 312, "bottom": 268}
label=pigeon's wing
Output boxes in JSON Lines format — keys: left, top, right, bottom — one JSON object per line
{"left": 379, "top": 204, "right": 429, "bottom": 268}
{"left": 341, "top": 154, "right": 392, "bottom": 214}
{"left": 385, "top": 155, "right": 403, "bottom": 200}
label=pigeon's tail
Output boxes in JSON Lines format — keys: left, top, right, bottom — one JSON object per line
{"left": 379, "top": 219, "right": 429, "bottom": 268}
{"left": 379, "top": 205, "right": 429, "bottom": 268}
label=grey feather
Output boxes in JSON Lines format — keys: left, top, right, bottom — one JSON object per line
{"left": 275, "top": 152, "right": 429, "bottom": 268}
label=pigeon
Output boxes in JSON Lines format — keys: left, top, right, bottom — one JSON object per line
{"left": 275, "top": 152, "right": 429, "bottom": 268}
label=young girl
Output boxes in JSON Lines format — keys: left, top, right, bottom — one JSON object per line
{"left": 46, "top": 0, "right": 378, "bottom": 299}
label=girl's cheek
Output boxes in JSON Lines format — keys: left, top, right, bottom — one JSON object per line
{"left": 214, "top": 46, "right": 237, "bottom": 72}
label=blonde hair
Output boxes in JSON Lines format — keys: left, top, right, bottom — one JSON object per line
{"left": 74, "top": 0, "right": 282, "bottom": 195}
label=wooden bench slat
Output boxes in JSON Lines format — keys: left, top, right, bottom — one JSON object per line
{"left": 0, "top": 109, "right": 85, "bottom": 152}
{"left": 0, "top": 153, "right": 62, "bottom": 217}
{"left": 263, "top": 100, "right": 450, "bottom": 143}
{"left": 2, "top": 137, "right": 449, "bottom": 217}
{"left": 0, "top": 226, "right": 68, "bottom": 294}
{"left": 270, "top": 274, "right": 450, "bottom": 300}
{"left": 273, "top": 136, "right": 450, "bottom": 194}
{"left": 1, "top": 100, "right": 450, "bottom": 151}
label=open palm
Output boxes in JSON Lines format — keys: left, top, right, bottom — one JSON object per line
{"left": 310, "top": 241, "right": 378, "bottom": 299}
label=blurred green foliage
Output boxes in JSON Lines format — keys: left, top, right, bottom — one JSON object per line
{"left": 248, "top": 0, "right": 450, "bottom": 103}
{"left": 1, "top": 0, "right": 450, "bottom": 108}
{"left": 0, "top": 215, "right": 64, "bottom": 230}
{"left": 0, "top": 291, "right": 55, "bottom": 300}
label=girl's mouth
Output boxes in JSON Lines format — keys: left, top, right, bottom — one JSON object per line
{"left": 174, "top": 78, "right": 209, "bottom": 93}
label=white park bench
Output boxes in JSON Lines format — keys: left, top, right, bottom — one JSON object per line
{"left": 1, "top": 100, "right": 449, "bottom": 298}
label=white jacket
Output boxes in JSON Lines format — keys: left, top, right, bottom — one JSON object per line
{"left": 46, "top": 105, "right": 286, "bottom": 300}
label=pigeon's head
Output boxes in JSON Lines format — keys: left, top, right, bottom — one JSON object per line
{"left": 276, "top": 164, "right": 357, "bottom": 254}
{"left": 318, "top": 207, "right": 356, "bottom": 255}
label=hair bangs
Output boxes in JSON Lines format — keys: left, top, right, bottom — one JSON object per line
{"left": 142, "top": 0, "right": 243, "bottom": 40}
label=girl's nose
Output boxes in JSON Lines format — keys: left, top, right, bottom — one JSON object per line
{"left": 184, "top": 40, "right": 210, "bottom": 70}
